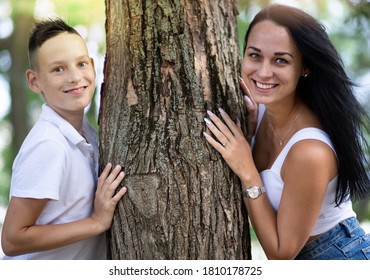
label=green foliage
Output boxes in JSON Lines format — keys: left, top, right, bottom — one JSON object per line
{"left": 51, "top": 0, "right": 105, "bottom": 26}
{"left": 9, "top": 0, "right": 35, "bottom": 17}
{"left": 0, "top": 121, "right": 12, "bottom": 203}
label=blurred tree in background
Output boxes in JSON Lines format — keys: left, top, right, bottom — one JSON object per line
{"left": 0, "top": 0, "right": 369, "bottom": 221}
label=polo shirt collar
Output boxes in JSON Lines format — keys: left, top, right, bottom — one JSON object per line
{"left": 40, "top": 104, "right": 96, "bottom": 146}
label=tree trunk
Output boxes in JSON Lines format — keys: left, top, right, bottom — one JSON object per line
{"left": 100, "top": 0, "right": 251, "bottom": 260}
{"left": 9, "top": 2, "right": 35, "bottom": 157}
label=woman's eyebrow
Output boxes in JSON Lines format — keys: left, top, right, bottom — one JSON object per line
{"left": 247, "top": 46, "right": 293, "bottom": 58}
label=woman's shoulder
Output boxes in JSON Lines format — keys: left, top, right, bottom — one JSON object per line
{"left": 282, "top": 131, "right": 337, "bottom": 179}
{"left": 289, "top": 128, "right": 334, "bottom": 153}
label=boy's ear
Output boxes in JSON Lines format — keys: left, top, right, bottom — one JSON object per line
{"left": 26, "top": 69, "right": 42, "bottom": 94}
{"left": 90, "top": 57, "right": 95, "bottom": 70}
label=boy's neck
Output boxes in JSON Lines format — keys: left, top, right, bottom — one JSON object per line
{"left": 50, "top": 106, "right": 85, "bottom": 135}
{"left": 65, "top": 112, "right": 85, "bottom": 135}
{"left": 69, "top": 117, "right": 84, "bottom": 135}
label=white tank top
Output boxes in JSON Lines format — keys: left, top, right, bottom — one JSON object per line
{"left": 254, "top": 105, "right": 356, "bottom": 235}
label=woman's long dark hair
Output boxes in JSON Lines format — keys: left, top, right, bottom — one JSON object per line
{"left": 244, "top": 4, "right": 370, "bottom": 205}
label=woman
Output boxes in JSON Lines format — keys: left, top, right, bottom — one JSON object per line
{"left": 203, "top": 4, "right": 370, "bottom": 260}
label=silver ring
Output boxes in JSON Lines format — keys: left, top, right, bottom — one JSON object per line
{"left": 223, "top": 142, "right": 227, "bottom": 148}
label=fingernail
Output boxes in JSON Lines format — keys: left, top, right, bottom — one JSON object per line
{"left": 244, "top": 95, "right": 251, "bottom": 105}
{"left": 207, "top": 110, "right": 215, "bottom": 117}
{"left": 203, "top": 131, "right": 210, "bottom": 138}
{"left": 238, "top": 76, "right": 243, "bottom": 82}
{"left": 204, "top": 118, "right": 212, "bottom": 125}
{"left": 218, "top": 108, "right": 225, "bottom": 114}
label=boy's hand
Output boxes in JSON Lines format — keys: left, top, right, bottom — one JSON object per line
{"left": 92, "top": 163, "right": 127, "bottom": 232}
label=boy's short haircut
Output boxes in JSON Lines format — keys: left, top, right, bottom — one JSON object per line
{"left": 28, "top": 18, "right": 81, "bottom": 70}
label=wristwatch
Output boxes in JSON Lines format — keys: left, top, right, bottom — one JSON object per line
{"left": 242, "top": 186, "right": 266, "bottom": 199}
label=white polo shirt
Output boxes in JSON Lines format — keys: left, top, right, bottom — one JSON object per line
{"left": 4, "top": 104, "right": 106, "bottom": 260}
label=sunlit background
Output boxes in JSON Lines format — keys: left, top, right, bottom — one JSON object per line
{"left": 0, "top": 0, "right": 369, "bottom": 259}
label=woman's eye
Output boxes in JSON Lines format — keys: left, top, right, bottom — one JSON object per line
{"left": 53, "top": 67, "right": 63, "bottom": 73}
{"left": 249, "top": 53, "right": 260, "bottom": 60}
{"left": 276, "top": 58, "right": 288, "bottom": 64}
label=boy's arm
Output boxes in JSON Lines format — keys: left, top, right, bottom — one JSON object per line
{"left": 1, "top": 164, "right": 126, "bottom": 256}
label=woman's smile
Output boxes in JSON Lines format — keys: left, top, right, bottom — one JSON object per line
{"left": 254, "top": 80, "right": 278, "bottom": 91}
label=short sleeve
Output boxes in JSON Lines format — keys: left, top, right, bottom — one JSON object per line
{"left": 10, "top": 138, "right": 67, "bottom": 200}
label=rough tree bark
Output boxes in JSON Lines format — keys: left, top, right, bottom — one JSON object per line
{"left": 99, "top": 0, "right": 251, "bottom": 259}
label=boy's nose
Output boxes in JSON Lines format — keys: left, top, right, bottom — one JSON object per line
{"left": 67, "top": 68, "right": 82, "bottom": 83}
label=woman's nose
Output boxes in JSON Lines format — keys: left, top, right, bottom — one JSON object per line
{"left": 258, "top": 61, "right": 273, "bottom": 79}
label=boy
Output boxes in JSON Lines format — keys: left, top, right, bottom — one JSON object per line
{"left": 1, "top": 18, "right": 126, "bottom": 259}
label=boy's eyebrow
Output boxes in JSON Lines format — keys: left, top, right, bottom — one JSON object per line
{"left": 47, "top": 55, "right": 90, "bottom": 67}
{"left": 247, "top": 46, "right": 293, "bottom": 58}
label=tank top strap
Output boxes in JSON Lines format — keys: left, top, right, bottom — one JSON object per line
{"left": 270, "top": 128, "right": 336, "bottom": 173}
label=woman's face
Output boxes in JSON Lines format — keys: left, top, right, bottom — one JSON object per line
{"left": 241, "top": 20, "right": 307, "bottom": 106}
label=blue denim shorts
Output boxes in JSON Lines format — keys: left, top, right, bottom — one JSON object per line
{"left": 295, "top": 217, "right": 370, "bottom": 260}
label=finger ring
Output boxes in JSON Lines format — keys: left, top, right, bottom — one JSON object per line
{"left": 223, "top": 142, "right": 227, "bottom": 148}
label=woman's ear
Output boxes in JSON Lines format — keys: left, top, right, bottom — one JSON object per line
{"left": 26, "top": 69, "right": 42, "bottom": 94}
{"left": 302, "top": 67, "right": 310, "bottom": 77}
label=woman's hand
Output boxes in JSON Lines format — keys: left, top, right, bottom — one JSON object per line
{"left": 203, "top": 109, "right": 258, "bottom": 183}
{"left": 239, "top": 77, "right": 258, "bottom": 143}
{"left": 92, "top": 163, "right": 127, "bottom": 232}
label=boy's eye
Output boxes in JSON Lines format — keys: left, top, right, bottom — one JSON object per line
{"left": 78, "top": 61, "right": 88, "bottom": 67}
{"left": 53, "top": 67, "right": 63, "bottom": 73}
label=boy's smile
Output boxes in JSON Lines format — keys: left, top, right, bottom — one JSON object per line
{"left": 63, "top": 86, "right": 88, "bottom": 95}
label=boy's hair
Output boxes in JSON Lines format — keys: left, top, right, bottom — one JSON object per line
{"left": 28, "top": 18, "right": 81, "bottom": 70}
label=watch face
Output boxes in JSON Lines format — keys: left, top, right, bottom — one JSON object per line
{"left": 248, "top": 186, "right": 259, "bottom": 199}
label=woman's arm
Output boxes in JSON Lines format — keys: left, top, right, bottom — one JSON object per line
{"left": 203, "top": 109, "right": 337, "bottom": 259}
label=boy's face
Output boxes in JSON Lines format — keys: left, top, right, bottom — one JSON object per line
{"left": 27, "top": 32, "right": 95, "bottom": 119}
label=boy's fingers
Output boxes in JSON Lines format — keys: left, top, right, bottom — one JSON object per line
{"left": 103, "top": 165, "right": 122, "bottom": 185}
{"left": 99, "top": 162, "right": 112, "bottom": 180}
{"left": 111, "top": 186, "right": 127, "bottom": 204}
{"left": 104, "top": 171, "right": 125, "bottom": 198}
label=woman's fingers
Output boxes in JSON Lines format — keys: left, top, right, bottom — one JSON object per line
{"left": 239, "top": 77, "right": 258, "bottom": 141}
{"left": 203, "top": 131, "right": 224, "bottom": 153}
{"left": 205, "top": 113, "right": 232, "bottom": 150}
{"left": 239, "top": 77, "right": 254, "bottom": 102}
{"left": 204, "top": 108, "right": 246, "bottom": 156}
{"left": 218, "top": 108, "right": 243, "bottom": 138}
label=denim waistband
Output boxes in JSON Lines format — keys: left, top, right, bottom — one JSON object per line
{"left": 296, "top": 216, "right": 363, "bottom": 257}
